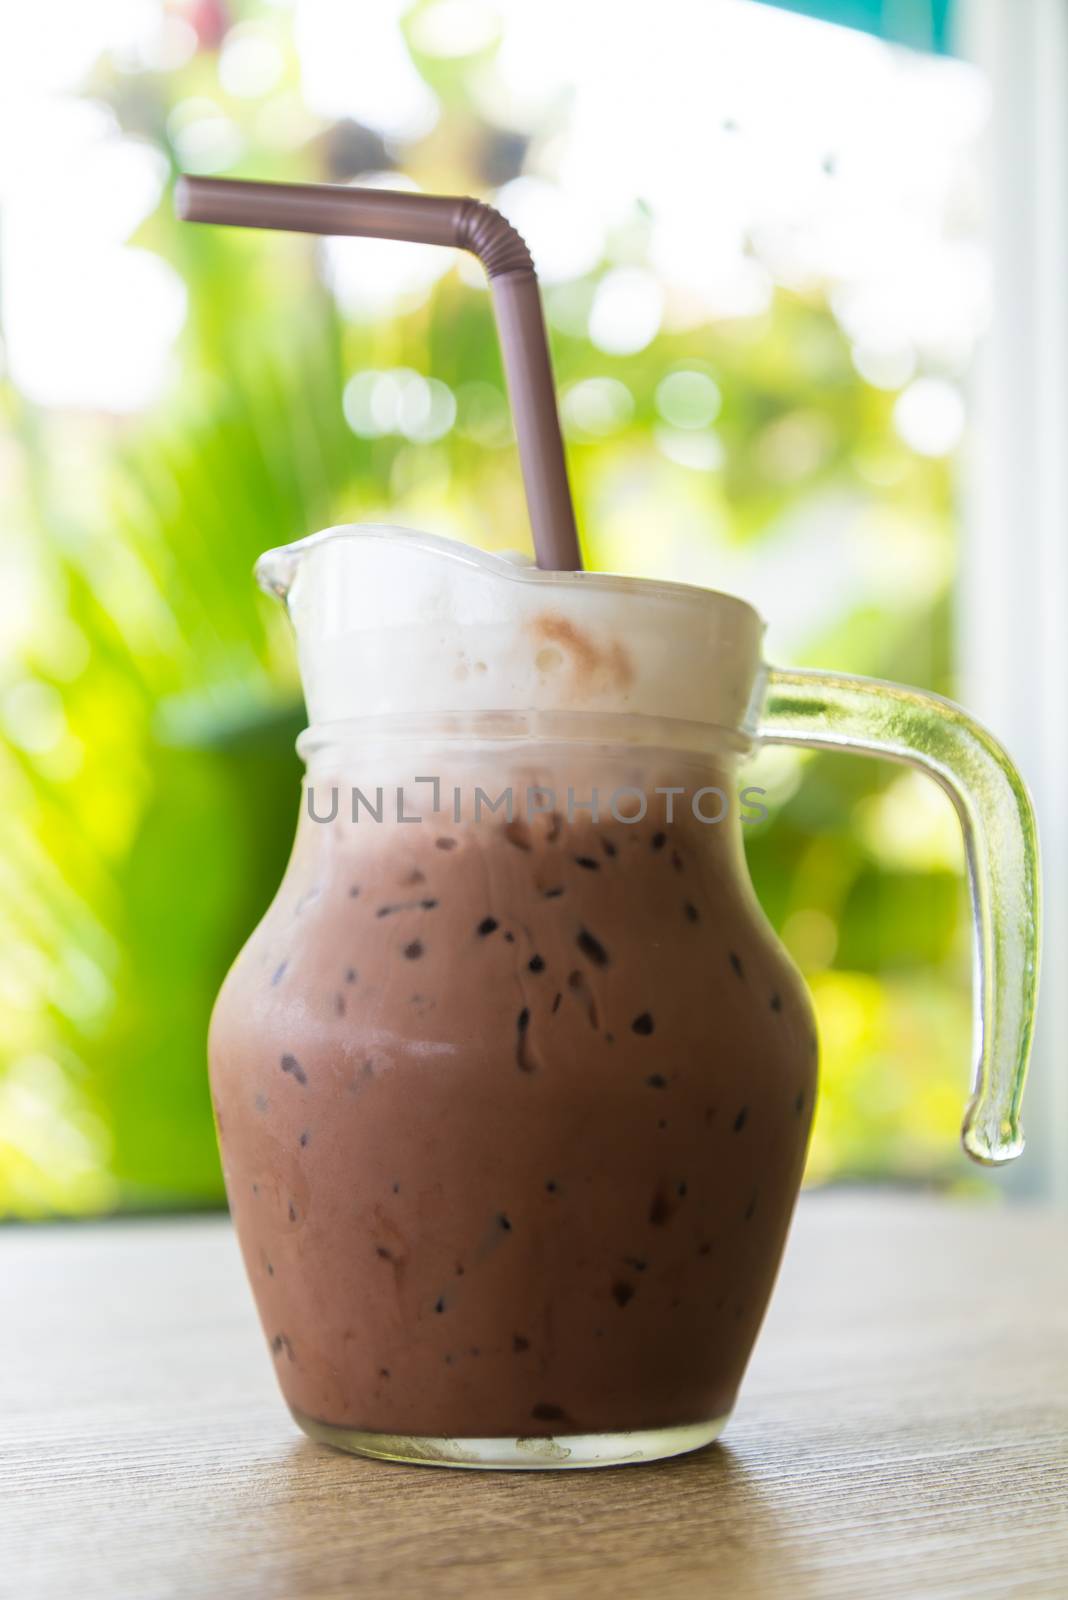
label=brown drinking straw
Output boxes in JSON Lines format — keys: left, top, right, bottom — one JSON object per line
{"left": 174, "top": 176, "right": 583, "bottom": 572}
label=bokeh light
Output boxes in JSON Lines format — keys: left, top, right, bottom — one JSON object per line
{"left": 561, "top": 377, "right": 634, "bottom": 437}
{"left": 589, "top": 268, "right": 664, "bottom": 355}
{"left": 655, "top": 370, "right": 722, "bottom": 429}
{"left": 343, "top": 368, "right": 457, "bottom": 441}
{"left": 893, "top": 376, "right": 966, "bottom": 457}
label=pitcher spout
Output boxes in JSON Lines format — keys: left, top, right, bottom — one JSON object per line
{"left": 252, "top": 524, "right": 765, "bottom": 737}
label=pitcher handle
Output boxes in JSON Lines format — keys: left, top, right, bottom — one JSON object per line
{"left": 753, "top": 667, "right": 1041, "bottom": 1166}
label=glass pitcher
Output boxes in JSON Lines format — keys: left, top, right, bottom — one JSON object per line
{"left": 208, "top": 525, "right": 1039, "bottom": 1470}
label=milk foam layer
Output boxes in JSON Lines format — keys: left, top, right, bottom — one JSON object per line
{"left": 256, "top": 526, "right": 765, "bottom": 733}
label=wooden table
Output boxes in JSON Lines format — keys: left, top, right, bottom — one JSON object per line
{"left": 4, "top": 1195, "right": 1067, "bottom": 1600}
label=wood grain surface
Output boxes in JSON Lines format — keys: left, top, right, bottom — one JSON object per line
{"left": 3, "top": 1194, "right": 1067, "bottom": 1600}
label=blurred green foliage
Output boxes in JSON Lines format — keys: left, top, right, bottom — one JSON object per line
{"left": 0, "top": 0, "right": 973, "bottom": 1214}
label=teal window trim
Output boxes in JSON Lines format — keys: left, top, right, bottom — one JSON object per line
{"left": 759, "top": 0, "right": 954, "bottom": 55}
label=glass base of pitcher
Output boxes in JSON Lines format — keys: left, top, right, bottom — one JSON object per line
{"left": 290, "top": 1407, "right": 729, "bottom": 1470}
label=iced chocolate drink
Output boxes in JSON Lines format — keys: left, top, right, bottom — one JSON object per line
{"left": 207, "top": 528, "right": 821, "bottom": 1467}
{"left": 210, "top": 733, "right": 816, "bottom": 1464}
{"left": 205, "top": 525, "right": 1040, "bottom": 1468}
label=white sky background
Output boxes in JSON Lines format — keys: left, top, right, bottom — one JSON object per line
{"left": 0, "top": 0, "right": 991, "bottom": 1208}
{"left": 0, "top": 0, "right": 987, "bottom": 414}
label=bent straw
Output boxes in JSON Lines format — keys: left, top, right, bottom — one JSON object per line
{"left": 174, "top": 175, "right": 583, "bottom": 572}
